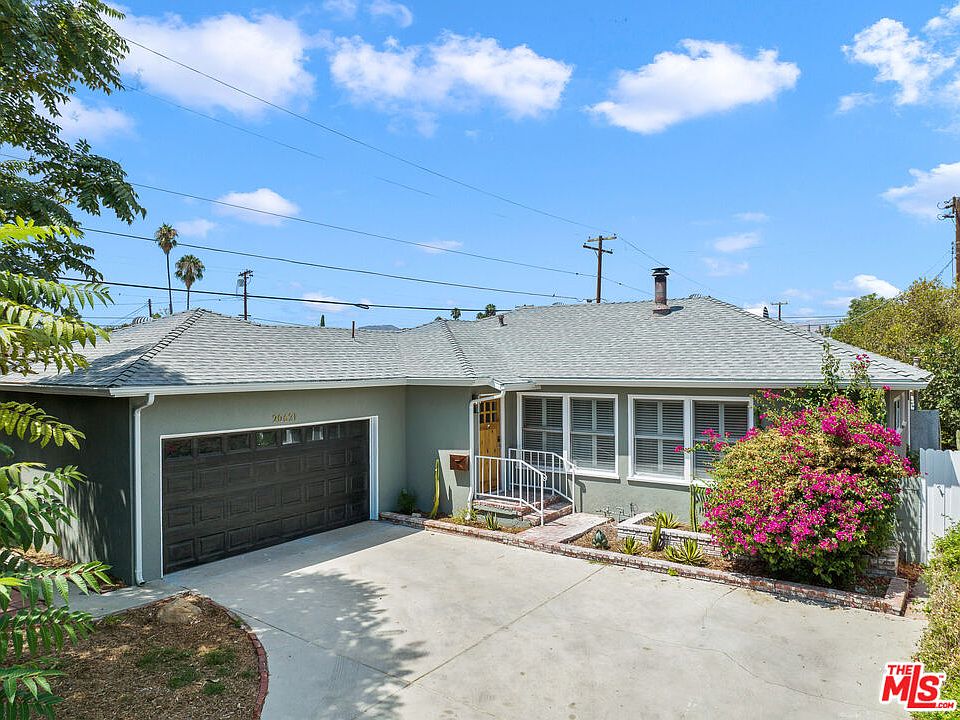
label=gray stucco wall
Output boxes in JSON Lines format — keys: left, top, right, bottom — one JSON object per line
{"left": 0, "top": 392, "right": 133, "bottom": 582}
{"left": 138, "top": 385, "right": 407, "bottom": 580}
{"left": 403, "top": 385, "right": 477, "bottom": 515}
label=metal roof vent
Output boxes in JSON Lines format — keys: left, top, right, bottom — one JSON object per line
{"left": 498, "top": 314, "right": 505, "bottom": 326}
{"left": 652, "top": 267, "right": 670, "bottom": 315}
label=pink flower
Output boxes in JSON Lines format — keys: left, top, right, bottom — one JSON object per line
{"left": 674, "top": 445, "right": 684, "bottom": 453}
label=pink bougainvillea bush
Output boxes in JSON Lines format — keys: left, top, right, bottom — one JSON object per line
{"left": 701, "top": 396, "right": 915, "bottom": 586}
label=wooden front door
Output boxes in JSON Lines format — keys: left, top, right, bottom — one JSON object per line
{"left": 478, "top": 397, "right": 501, "bottom": 493}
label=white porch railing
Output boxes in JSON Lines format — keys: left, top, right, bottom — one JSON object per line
{"left": 507, "top": 449, "right": 575, "bottom": 511}
{"left": 473, "top": 455, "right": 549, "bottom": 525}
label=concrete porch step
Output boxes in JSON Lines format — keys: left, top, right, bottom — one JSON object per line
{"left": 474, "top": 494, "right": 565, "bottom": 517}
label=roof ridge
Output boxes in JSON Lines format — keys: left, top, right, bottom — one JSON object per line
{"left": 108, "top": 309, "right": 208, "bottom": 388}
{"left": 697, "top": 296, "right": 921, "bottom": 379}
{"left": 438, "top": 320, "right": 476, "bottom": 377}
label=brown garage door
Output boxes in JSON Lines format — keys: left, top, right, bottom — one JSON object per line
{"left": 162, "top": 420, "right": 369, "bottom": 573}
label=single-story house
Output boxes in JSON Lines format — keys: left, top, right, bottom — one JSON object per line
{"left": 0, "top": 272, "right": 931, "bottom": 583}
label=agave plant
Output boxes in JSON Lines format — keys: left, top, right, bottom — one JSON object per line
{"left": 652, "top": 511, "right": 682, "bottom": 529}
{"left": 484, "top": 513, "right": 501, "bottom": 531}
{"left": 622, "top": 535, "right": 641, "bottom": 555}
{"left": 665, "top": 539, "right": 706, "bottom": 566}
{"left": 592, "top": 529, "right": 609, "bottom": 549}
{"left": 650, "top": 522, "right": 663, "bottom": 551}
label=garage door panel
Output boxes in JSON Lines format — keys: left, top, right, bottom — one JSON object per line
{"left": 163, "top": 419, "right": 370, "bottom": 572}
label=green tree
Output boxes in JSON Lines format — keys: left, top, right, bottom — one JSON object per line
{"left": 319, "top": 314, "right": 325, "bottom": 327}
{"left": 154, "top": 224, "right": 178, "bottom": 314}
{"left": 0, "top": 0, "right": 145, "bottom": 281}
{"left": 174, "top": 254, "right": 204, "bottom": 310}
{"left": 476, "top": 303, "right": 496, "bottom": 319}
{"left": 831, "top": 279, "right": 960, "bottom": 448}
{"left": 450, "top": 307, "right": 461, "bottom": 320}
{"left": 0, "top": 220, "right": 112, "bottom": 718}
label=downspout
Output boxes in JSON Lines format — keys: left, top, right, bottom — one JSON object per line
{"left": 132, "top": 393, "right": 155, "bottom": 585}
{"left": 467, "top": 388, "right": 505, "bottom": 511}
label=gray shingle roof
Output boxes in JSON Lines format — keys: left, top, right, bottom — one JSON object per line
{"left": 0, "top": 297, "right": 931, "bottom": 393}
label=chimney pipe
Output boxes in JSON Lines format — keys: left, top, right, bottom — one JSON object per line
{"left": 351, "top": 320, "right": 356, "bottom": 339}
{"left": 652, "top": 267, "right": 670, "bottom": 315}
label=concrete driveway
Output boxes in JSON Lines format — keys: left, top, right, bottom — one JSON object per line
{"left": 83, "top": 522, "right": 923, "bottom": 719}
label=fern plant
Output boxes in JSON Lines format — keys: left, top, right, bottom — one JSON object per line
{"left": 665, "top": 539, "right": 707, "bottom": 566}
{"left": 0, "top": 221, "right": 114, "bottom": 719}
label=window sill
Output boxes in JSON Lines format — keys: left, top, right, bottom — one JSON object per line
{"left": 573, "top": 469, "right": 620, "bottom": 480}
{"left": 627, "top": 473, "right": 691, "bottom": 487}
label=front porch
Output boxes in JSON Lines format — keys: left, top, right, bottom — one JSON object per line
{"left": 468, "top": 394, "right": 575, "bottom": 525}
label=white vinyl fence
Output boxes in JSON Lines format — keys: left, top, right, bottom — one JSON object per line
{"left": 919, "top": 449, "right": 960, "bottom": 563}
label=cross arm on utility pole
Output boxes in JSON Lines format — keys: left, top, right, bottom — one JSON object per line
{"left": 583, "top": 234, "right": 617, "bottom": 303}
{"left": 938, "top": 196, "right": 960, "bottom": 286}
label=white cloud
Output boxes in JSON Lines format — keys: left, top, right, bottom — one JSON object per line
{"left": 713, "top": 231, "right": 761, "bottom": 253}
{"left": 175, "top": 218, "right": 217, "bottom": 238}
{"left": 328, "top": 32, "right": 573, "bottom": 129}
{"left": 586, "top": 40, "right": 799, "bottom": 134}
{"left": 925, "top": 2, "right": 960, "bottom": 35}
{"left": 214, "top": 188, "right": 299, "bottom": 226}
{"left": 734, "top": 211, "right": 768, "bottom": 223}
{"left": 323, "top": 0, "right": 358, "bottom": 20}
{"left": 303, "top": 291, "right": 348, "bottom": 313}
{"left": 703, "top": 257, "right": 749, "bottom": 277}
{"left": 782, "top": 287, "right": 814, "bottom": 300}
{"left": 836, "top": 92, "right": 877, "bottom": 113}
{"left": 117, "top": 12, "right": 314, "bottom": 116}
{"left": 744, "top": 302, "right": 771, "bottom": 317}
{"left": 843, "top": 17, "right": 954, "bottom": 105}
{"left": 882, "top": 162, "right": 960, "bottom": 218}
{"left": 368, "top": 0, "right": 413, "bottom": 28}
{"left": 419, "top": 239, "right": 463, "bottom": 254}
{"left": 49, "top": 98, "right": 134, "bottom": 141}
{"left": 825, "top": 296, "right": 855, "bottom": 308}
{"left": 835, "top": 274, "right": 900, "bottom": 298}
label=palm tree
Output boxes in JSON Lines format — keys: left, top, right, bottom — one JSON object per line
{"left": 174, "top": 254, "right": 205, "bottom": 310}
{"left": 154, "top": 223, "right": 179, "bottom": 313}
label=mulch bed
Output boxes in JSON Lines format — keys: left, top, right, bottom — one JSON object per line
{"left": 47, "top": 594, "right": 261, "bottom": 720}
{"left": 419, "top": 514, "right": 529, "bottom": 534}
{"left": 570, "top": 522, "right": 892, "bottom": 597}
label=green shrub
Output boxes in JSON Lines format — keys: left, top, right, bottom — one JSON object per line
{"left": 665, "top": 539, "right": 706, "bottom": 566}
{"left": 914, "top": 525, "right": 960, "bottom": 719}
{"left": 652, "top": 511, "right": 681, "bottom": 529}
{"left": 703, "top": 396, "right": 910, "bottom": 586}
{"left": 484, "top": 513, "right": 500, "bottom": 531}
{"left": 397, "top": 489, "right": 417, "bottom": 515}
{"left": 592, "top": 529, "right": 609, "bottom": 549}
{"left": 622, "top": 536, "right": 641, "bottom": 555}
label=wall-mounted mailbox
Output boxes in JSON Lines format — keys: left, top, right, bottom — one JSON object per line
{"left": 449, "top": 454, "right": 469, "bottom": 471}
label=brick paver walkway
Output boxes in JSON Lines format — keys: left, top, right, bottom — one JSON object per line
{"left": 518, "top": 512, "right": 607, "bottom": 544}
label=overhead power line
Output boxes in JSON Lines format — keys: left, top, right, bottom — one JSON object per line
{"left": 86, "top": 227, "right": 585, "bottom": 301}
{"left": 122, "top": 36, "right": 603, "bottom": 232}
{"left": 58, "top": 276, "right": 487, "bottom": 313}
{"left": 125, "top": 180, "right": 652, "bottom": 295}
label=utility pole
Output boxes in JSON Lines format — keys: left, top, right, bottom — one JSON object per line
{"left": 238, "top": 269, "right": 253, "bottom": 321}
{"left": 938, "top": 196, "right": 960, "bottom": 286}
{"left": 582, "top": 234, "right": 616, "bottom": 303}
{"left": 770, "top": 301, "right": 788, "bottom": 321}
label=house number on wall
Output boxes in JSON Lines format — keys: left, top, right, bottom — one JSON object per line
{"left": 272, "top": 412, "right": 297, "bottom": 423}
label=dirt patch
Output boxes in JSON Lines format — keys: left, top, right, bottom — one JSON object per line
{"left": 47, "top": 594, "right": 260, "bottom": 720}
{"left": 431, "top": 514, "right": 529, "bottom": 534}
{"left": 11, "top": 548, "right": 126, "bottom": 591}
{"left": 568, "top": 522, "right": 893, "bottom": 596}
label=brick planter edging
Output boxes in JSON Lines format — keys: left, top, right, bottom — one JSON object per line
{"left": 380, "top": 512, "right": 908, "bottom": 616}
{"left": 209, "top": 599, "right": 270, "bottom": 720}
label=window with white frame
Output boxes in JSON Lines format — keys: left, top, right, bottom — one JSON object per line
{"left": 519, "top": 394, "right": 617, "bottom": 474}
{"left": 693, "top": 400, "right": 750, "bottom": 477}
{"left": 570, "top": 397, "right": 616, "bottom": 472}
{"left": 632, "top": 399, "right": 685, "bottom": 477}
{"left": 521, "top": 395, "right": 564, "bottom": 455}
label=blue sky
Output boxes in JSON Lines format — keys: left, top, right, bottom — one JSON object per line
{"left": 61, "top": 1, "right": 960, "bottom": 327}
